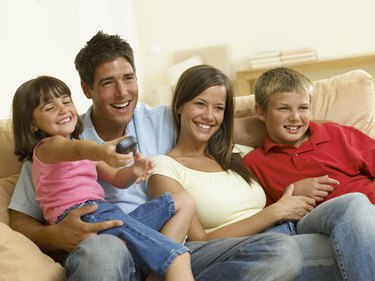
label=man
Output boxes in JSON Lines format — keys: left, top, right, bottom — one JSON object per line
{"left": 9, "top": 31, "right": 331, "bottom": 280}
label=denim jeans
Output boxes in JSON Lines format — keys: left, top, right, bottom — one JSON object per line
{"left": 65, "top": 233, "right": 302, "bottom": 281}
{"left": 64, "top": 193, "right": 189, "bottom": 278}
{"left": 265, "top": 192, "right": 375, "bottom": 281}
{"left": 68, "top": 193, "right": 375, "bottom": 281}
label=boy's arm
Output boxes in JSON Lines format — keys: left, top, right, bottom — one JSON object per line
{"left": 234, "top": 116, "right": 266, "bottom": 147}
{"left": 292, "top": 175, "right": 338, "bottom": 202}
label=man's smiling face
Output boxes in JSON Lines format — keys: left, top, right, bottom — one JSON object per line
{"left": 82, "top": 56, "right": 138, "bottom": 135}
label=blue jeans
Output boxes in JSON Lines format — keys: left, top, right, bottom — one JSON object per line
{"left": 265, "top": 192, "right": 375, "bottom": 281}
{"left": 65, "top": 233, "right": 302, "bottom": 281}
{"left": 63, "top": 193, "right": 189, "bottom": 278}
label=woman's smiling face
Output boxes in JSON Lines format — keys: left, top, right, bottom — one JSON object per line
{"left": 178, "top": 85, "right": 226, "bottom": 144}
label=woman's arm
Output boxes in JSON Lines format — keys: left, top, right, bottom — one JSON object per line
{"left": 148, "top": 174, "right": 314, "bottom": 242}
{"left": 234, "top": 116, "right": 266, "bottom": 147}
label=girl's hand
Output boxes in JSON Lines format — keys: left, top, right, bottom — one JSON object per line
{"left": 132, "top": 152, "right": 155, "bottom": 183}
{"left": 100, "top": 137, "right": 134, "bottom": 168}
{"left": 272, "top": 184, "right": 316, "bottom": 221}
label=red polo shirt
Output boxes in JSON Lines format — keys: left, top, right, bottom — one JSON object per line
{"left": 242, "top": 121, "right": 375, "bottom": 205}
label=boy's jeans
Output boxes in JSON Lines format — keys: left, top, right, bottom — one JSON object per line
{"left": 266, "top": 192, "right": 375, "bottom": 281}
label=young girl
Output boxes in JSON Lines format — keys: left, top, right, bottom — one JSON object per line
{"left": 12, "top": 75, "right": 194, "bottom": 281}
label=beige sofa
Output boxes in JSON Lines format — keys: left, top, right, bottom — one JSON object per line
{"left": 0, "top": 69, "right": 374, "bottom": 280}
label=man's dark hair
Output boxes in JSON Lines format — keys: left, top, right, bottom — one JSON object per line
{"left": 74, "top": 31, "right": 136, "bottom": 88}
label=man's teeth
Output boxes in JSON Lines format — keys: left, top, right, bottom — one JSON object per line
{"left": 112, "top": 101, "right": 129, "bottom": 108}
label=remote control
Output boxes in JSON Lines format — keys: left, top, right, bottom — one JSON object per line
{"left": 115, "top": 136, "right": 138, "bottom": 154}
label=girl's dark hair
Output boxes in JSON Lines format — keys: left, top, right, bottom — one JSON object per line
{"left": 172, "top": 64, "right": 252, "bottom": 184}
{"left": 12, "top": 76, "right": 83, "bottom": 162}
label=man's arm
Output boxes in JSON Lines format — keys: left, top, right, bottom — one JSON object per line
{"left": 9, "top": 162, "right": 123, "bottom": 252}
{"left": 10, "top": 206, "right": 122, "bottom": 252}
{"left": 234, "top": 116, "right": 266, "bottom": 147}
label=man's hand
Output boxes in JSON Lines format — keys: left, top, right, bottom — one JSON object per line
{"left": 10, "top": 206, "right": 123, "bottom": 253}
{"left": 292, "top": 175, "right": 339, "bottom": 202}
{"left": 53, "top": 204, "right": 123, "bottom": 252}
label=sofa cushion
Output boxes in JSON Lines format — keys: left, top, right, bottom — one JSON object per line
{"left": 234, "top": 69, "right": 375, "bottom": 138}
{"left": 312, "top": 69, "right": 375, "bottom": 138}
{"left": 0, "top": 119, "right": 22, "bottom": 178}
{"left": 0, "top": 174, "right": 18, "bottom": 224}
{"left": 0, "top": 222, "right": 66, "bottom": 281}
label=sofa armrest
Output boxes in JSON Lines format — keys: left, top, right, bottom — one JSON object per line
{"left": 0, "top": 174, "right": 18, "bottom": 225}
{"left": 0, "top": 222, "right": 66, "bottom": 281}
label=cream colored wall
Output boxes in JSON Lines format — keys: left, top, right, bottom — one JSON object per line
{"left": 0, "top": 0, "right": 138, "bottom": 119}
{"left": 133, "top": 0, "right": 375, "bottom": 105}
{"left": 1, "top": 0, "right": 375, "bottom": 119}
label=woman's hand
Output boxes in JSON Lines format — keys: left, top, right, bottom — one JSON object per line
{"left": 271, "top": 184, "right": 316, "bottom": 221}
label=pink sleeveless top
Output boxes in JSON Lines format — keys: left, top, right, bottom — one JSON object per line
{"left": 32, "top": 144, "right": 105, "bottom": 224}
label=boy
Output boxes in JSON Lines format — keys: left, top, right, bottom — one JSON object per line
{"left": 243, "top": 67, "right": 375, "bottom": 205}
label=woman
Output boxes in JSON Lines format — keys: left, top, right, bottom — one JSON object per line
{"left": 147, "top": 64, "right": 375, "bottom": 281}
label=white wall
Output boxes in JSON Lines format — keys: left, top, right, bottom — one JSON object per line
{"left": 134, "top": 0, "right": 375, "bottom": 105}
{"left": 0, "top": 0, "right": 138, "bottom": 119}
{"left": 1, "top": 0, "right": 375, "bottom": 119}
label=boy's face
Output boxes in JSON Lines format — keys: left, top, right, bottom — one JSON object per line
{"left": 256, "top": 91, "right": 311, "bottom": 147}
{"left": 82, "top": 56, "right": 138, "bottom": 138}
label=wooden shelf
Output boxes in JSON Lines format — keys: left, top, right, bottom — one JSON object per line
{"left": 235, "top": 54, "right": 375, "bottom": 96}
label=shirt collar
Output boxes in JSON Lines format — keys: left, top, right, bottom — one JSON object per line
{"left": 263, "top": 121, "right": 330, "bottom": 154}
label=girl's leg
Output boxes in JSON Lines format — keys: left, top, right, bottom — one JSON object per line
{"left": 128, "top": 192, "right": 176, "bottom": 230}
{"left": 296, "top": 192, "right": 375, "bottom": 280}
{"left": 82, "top": 201, "right": 192, "bottom": 280}
{"left": 146, "top": 253, "right": 194, "bottom": 281}
{"left": 160, "top": 191, "right": 195, "bottom": 243}
{"left": 132, "top": 191, "right": 195, "bottom": 281}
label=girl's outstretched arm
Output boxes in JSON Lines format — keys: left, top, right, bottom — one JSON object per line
{"left": 97, "top": 151, "right": 155, "bottom": 188}
{"left": 36, "top": 135, "right": 132, "bottom": 167}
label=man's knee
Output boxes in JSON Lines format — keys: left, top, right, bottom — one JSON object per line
{"left": 66, "top": 235, "right": 135, "bottom": 281}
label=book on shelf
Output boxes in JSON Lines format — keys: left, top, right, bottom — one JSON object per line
{"left": 249, "top": 50, "right": 282, "bottom": 69}
{"left": 249, "top": 59, "right": 282, "bottom": 69}
{"left": 249, "top": 50, "right": 280, "bottom": 61}
{"left": 281, "top": 55, "right": 317, "bottom": 65}
{"left": 280, "top": 47, "right": 316, "bottom": 57}
{"left": 248, "top": 48, "right": 318, "bottom": 69}
{"left": 280, "top": 48, "right": 317, "bottom": 64}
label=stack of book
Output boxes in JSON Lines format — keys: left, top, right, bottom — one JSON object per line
{"left": 249, "top": 48, "right": 317, "bottom": 69}
{"left": 249, "top": 51, "right": 282, "bottom": 69}
{"left": 280, "top": 48, "right": 317, "bottom": 65}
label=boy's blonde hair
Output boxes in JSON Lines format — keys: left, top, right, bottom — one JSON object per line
{"left": 254, "top": 67, "right": 314, "bottom": 111}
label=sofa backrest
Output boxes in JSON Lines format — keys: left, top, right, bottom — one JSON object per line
{"left": 234, "top": 69, "right": 375, "bottom": 138}
{"left": 0, "top": 119, "right": 21, "bottom": 179}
